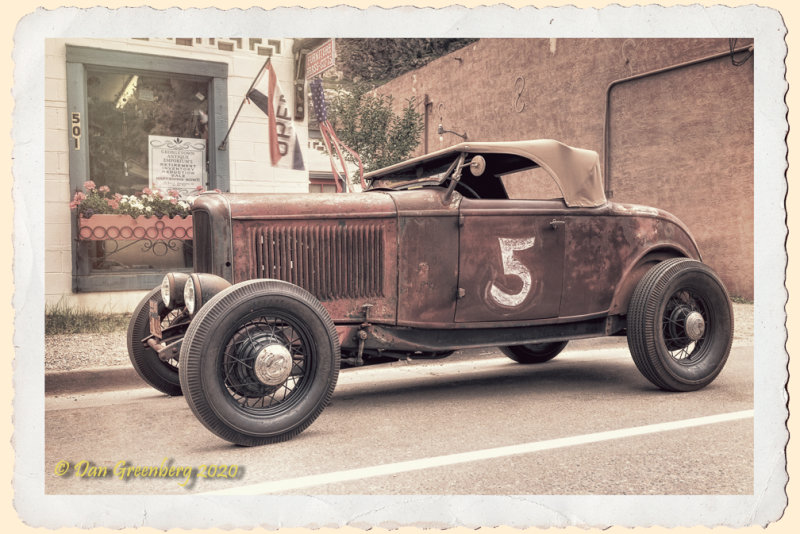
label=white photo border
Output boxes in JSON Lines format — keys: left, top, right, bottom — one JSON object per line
{"left": 13, "top": 5, "right": 788, "bottom": 528}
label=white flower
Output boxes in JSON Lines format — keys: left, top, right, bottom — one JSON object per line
{"left": 178, "top": 201, "right": 189, "bottom": 209}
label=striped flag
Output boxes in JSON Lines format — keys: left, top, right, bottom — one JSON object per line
{"left": 310, "top": 77, "right": 364, "bottom": 192}
{"left": 248, "top": 60, "right": 305, "bottom": 170}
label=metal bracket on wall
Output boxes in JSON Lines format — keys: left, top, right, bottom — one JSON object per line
{"left": 602, "top": 43, "right": 754, "bottom": 199}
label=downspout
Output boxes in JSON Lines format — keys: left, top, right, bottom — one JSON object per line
{"left": 423, "top": 93, "right": 430, "bottom": 154}
{"left": 603, "top": 44, "right": 753, "bottom": 198}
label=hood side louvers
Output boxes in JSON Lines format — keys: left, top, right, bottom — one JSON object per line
{"left": 254, "top": 224, "right": 384, "bottom": 300}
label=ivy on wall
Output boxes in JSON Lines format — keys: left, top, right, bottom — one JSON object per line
{"left": 335, "top": 38, "right": 477, "bottom": 85}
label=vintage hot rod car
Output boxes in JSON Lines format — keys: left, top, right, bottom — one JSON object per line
{"left": 128, "top": 140, "right": 733, "bottom": 446}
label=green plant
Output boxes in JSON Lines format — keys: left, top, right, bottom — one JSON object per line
{"left": 45, "top": 300, "right": 130, "bottom": 335}
{"left": 335, "top": 39, "right": 477, "bottom": 85}
{"left": 326, "top": 85, "right": 423, "bottom": 173}
{"left": 70, "top": 180, "right": 196, "bottom": 218}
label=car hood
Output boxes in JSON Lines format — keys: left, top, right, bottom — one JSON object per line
{"left": 213, "top": 191, "right": 398, "bottom": 221}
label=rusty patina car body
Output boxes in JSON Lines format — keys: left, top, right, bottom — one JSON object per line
{"left": 128, "top": 140, "right": 733, "bottom": 446}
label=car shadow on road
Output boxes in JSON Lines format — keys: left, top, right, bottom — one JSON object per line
{"left": 331, "top": 359, "right": 674, "bottom": 405}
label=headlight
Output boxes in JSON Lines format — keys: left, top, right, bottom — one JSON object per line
{"left": 160, "top": 275, "right": 171, "bottom": 307}
{"left": 161, "top": 273, "right": 189, "bottom": 309}
{"left": 184, "top": 276, "right": 196, "bottom": 315}
{"left": 184, "top": 273, "right": 231, "bottom": 315}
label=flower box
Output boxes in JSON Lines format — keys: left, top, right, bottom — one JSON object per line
{"left": 78, "top": 214, "right": 193, "bottom": 241}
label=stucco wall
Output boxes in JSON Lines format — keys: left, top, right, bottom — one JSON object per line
{"left": 376, "top": 38, "right": 754, "bottom": 299}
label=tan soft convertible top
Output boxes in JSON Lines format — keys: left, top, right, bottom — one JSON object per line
{"left": 366, "top": 139, "right": 606, "bottom": 208}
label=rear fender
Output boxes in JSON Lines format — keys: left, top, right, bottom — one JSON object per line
{"left": 608, "top": 246, "right": 692, "bottom": 316}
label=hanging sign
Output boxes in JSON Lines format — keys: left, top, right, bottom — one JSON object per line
{"left": 305, "top": 39, "right": 336, "bottom": 80}
{"left": 148, "top": 135, "right": 206, "bottom": 195}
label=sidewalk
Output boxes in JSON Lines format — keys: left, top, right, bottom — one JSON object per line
{"left": 45, "top": 303, "right": 755, "bottom": 396}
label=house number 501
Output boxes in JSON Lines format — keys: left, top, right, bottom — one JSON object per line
{"left": 71, "top": 112, "right": 81, "bottom": 150}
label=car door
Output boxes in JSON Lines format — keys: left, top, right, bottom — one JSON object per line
{"left": 455, "top": 197, "right": 566, "bottom": 323}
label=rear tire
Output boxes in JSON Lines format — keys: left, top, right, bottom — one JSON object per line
{"left": 127, "top": 287, "right": 183, "bottom": 396}
{"left": 179, "top": 280, "right": 340, "bottom": 446}
{"left": 627, "top": 258, "right": 733, "bottom": 391}
{"left": 500, "top": 341, "right": 568, "bottom": 364}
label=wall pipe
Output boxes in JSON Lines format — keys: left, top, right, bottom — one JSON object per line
{"left": 423, "top": 93, "right": 430, "bottom": 154}
{"left": 603, "top": 44, "right": 753, "bottom": 198}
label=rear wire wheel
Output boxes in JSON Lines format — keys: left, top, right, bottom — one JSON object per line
{"left": 179, "top": 280, "right": 340, "bottom": 446}
{"left": 127, "top": 287, "right": 186, "bottom": 396}
{"left": 627, "top": 258, "right": 733, "bottom": 391}
{"left": 500, "top": 341, "right": 568, "bottom": 364}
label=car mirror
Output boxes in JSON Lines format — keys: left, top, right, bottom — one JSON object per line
{"left": 469, "top": 155, "right": 486, "bottom": 177}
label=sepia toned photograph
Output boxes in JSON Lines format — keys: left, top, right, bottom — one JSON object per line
{"left": 13, "top": 4, "right": 788, "bottom": 529}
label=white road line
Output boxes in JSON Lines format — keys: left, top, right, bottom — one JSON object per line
{"left": 202, "top": 409, "right": 754, "bottom": 495}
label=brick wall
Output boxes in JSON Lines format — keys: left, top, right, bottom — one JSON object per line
{"left": 376, "top": 38, "right": 754, "bottom": 299}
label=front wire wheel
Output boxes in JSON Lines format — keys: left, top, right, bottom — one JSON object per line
{"left": 127, "top": 287, "right": 187, "bottom": 396}
{"left": 179, "top": 280, "right": 340, "bottom": 446}
{"left": 222, "top": 314, "right": 312, "bottom": 410}
{"left": 627, "top": 258, "right": 733, "bottom": 391}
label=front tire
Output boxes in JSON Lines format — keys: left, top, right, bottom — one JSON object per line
{"left": 500, "top": 341, "right": 568, "bottom": 364}
{"left": 627, "top": 258, "right": 733, "bottom": 392}
{"left": 127, "top": 287, "right": 184, "bottom": 396}
{"left": 179, "top": 280, "right": 340, "bottom": 446}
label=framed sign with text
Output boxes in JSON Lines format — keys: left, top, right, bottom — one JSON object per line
{"left": 148, "top": 135, "right": 206, "bottom": 195}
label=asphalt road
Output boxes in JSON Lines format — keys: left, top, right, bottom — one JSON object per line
{"left": 45, "top": 342, "right": 753, "bottom": 495}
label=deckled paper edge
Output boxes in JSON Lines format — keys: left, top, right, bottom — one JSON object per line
{"left": 11, "top": 4, "right": 788, "bottom": 529}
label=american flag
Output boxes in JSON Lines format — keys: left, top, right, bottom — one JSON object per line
{"left": 310, "top": 77, "right": 364, "bottom": 192}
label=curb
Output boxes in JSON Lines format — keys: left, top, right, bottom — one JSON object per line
{"left": 45, "top": 366, "right": 144, "bottom": 396}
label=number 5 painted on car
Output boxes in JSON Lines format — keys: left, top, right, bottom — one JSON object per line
{"left": 490, "top": 237, "right": 536, "bottom": 307}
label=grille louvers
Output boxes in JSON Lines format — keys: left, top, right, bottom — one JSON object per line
{"left": 255, "top": 224, "right": 384, "bottom": 300}
{"left": 192, "top": 210, "right": 212, "bottom": 273}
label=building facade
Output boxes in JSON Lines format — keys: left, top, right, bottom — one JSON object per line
{"left": 376, "top": 38, "right": 754, "bottom": 300}
{"left": 45, "top": 38, "right": 334, "bottom": 312}
{"left": 45, "top": 37, "right": 755, "bottom": 314}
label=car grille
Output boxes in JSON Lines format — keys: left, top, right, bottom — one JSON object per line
{"left": 254, "top": 224, "right": 384, "bottom": 300}
{"left": 192, "top": 210, "right": 212, "bottom": 274}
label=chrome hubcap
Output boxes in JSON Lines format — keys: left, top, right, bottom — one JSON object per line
{"left": 684, "top": 311, "right": 706, "bottom": 341}
{"left": 254, "top": 344, "right": 293, "bottom": 386}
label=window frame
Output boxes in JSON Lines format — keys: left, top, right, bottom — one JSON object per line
{"left": 66, "top": 45, "right": 229, "bottom": 292}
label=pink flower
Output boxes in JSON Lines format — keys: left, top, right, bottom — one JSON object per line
{"left": 83, "top": 180, "right": 96, "bottom": 191}
{"left": 106, "top": 198, "right": 119, "bottom": 210}
{"left": 195, "top": 185, "right": 205, "bottom": 192}
{"left": 213, "top": 188, "right": 222, "bottom": 193}
{"left": 98, "top": 185, "right": 110, "bottom": 193}
{"left": 114, "top": 193, "right": 123, "bottom": 201}
{"left": 142, "top": 187, "right": 152, "bottom": 196}
{"left": 168, "top": 189, "right": 180, "bottom": 198}
{"left": 70, "top": 191, "right": 85, "bottom": 209}
{"left": 170, "top": 198, "right": 178, "bottom": 205}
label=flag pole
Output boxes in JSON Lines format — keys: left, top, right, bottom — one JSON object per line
{"left": 218, "top": 56, "right": 272, "bottom": 151}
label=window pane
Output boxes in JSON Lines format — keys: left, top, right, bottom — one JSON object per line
{"left": 501, "top": 167, "right": 563, "bottom": 200}
{"left": 83, "top": 70, "right": 209, "bottom": 276}
{"left": 87, "top": 70, "right": 209, "bottom": 195}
